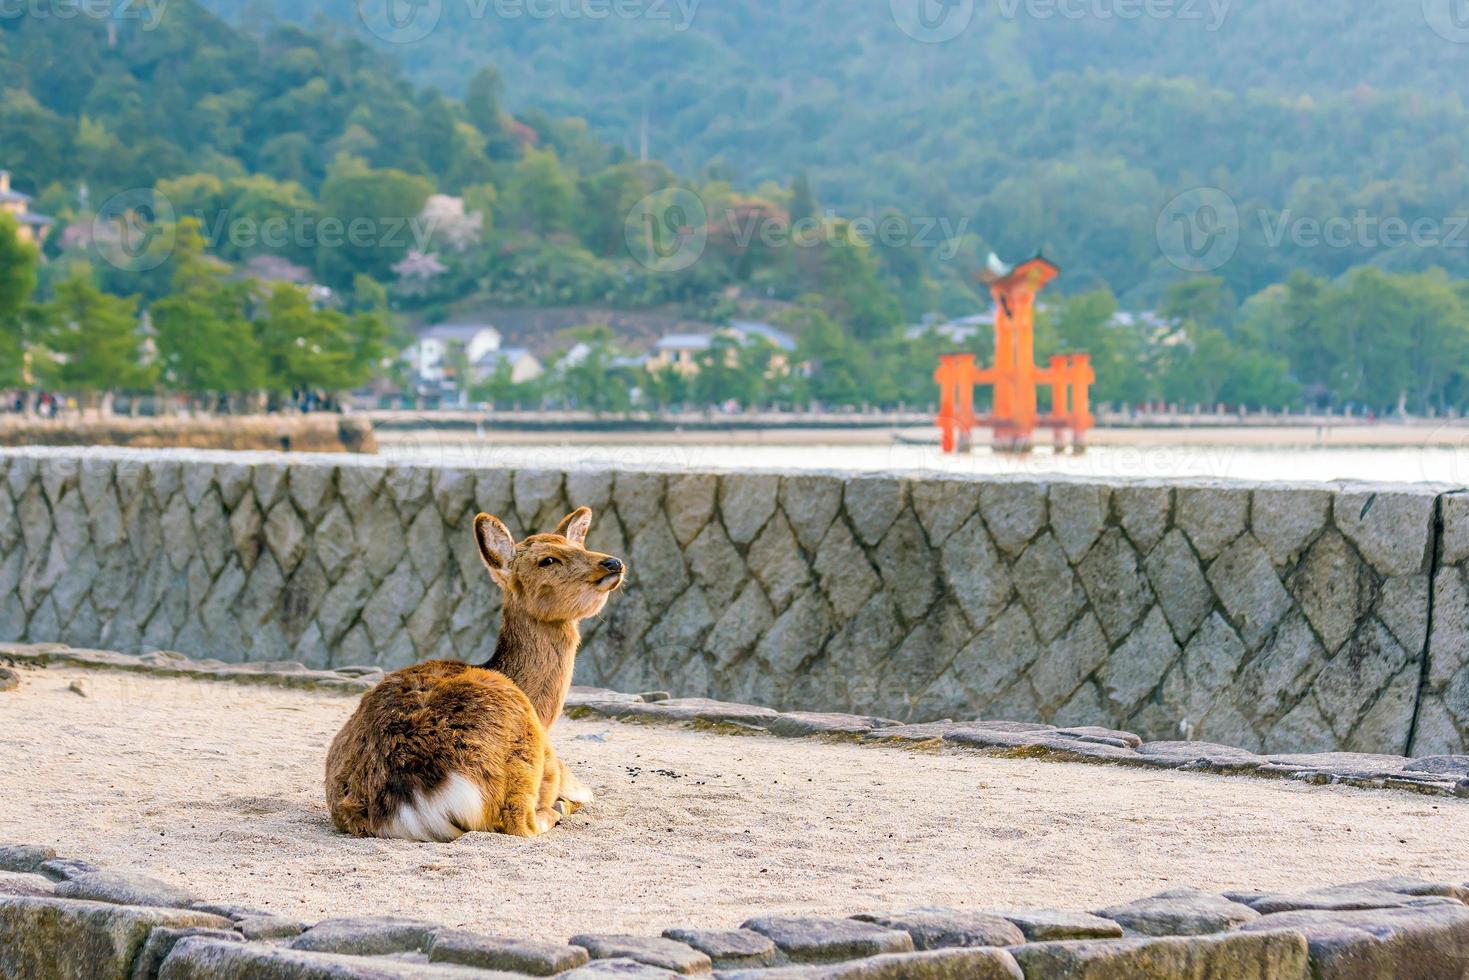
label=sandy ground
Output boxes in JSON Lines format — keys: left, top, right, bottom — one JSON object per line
{"left": 2, "top": 665, "right": 1468, "bottom": 939}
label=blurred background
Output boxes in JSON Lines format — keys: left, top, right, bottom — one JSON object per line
{"left": 5, "top": 0, "right": 1469, "bottom": 481}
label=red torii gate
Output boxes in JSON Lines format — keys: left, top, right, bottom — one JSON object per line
{"left": 935, "top": 254, "right": 1094, "bottom": 454}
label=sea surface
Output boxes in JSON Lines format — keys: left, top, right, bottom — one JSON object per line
{"left": 380, "top": 439, "right": 1465, "bottom": 486}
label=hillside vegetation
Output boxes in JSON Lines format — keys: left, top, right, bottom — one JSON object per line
{"left": 201, "top": 0, "right": 1469, "bottom": 304}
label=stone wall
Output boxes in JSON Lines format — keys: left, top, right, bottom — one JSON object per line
{"left": 0, "top": 448, "right": 1460, "bottom": 755}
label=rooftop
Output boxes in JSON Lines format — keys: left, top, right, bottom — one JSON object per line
{"left": 421, "top": 323, "right": 501, "bottom": 341}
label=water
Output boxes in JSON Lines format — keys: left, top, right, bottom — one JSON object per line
{"left": 380, "top": 438, "right": 1469, "bottom": 486}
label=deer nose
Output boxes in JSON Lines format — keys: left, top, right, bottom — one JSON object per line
{"left": 600, "top": 557, "right": 624, "bottom": 573}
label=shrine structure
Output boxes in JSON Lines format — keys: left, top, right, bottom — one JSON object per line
{"left": 934, "top": 253, "right": 1094, "bottom": 453}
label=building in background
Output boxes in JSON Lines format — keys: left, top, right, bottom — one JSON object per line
{"left": 0, "top": 171, "right": 54, "bottom": 246}
{"left": 646, "top": 320, "right": 800, "bottom": 377}
{"left": 402, "top": 323, "right": 504, "bottom": 385}
{"left": 473, "top": 347, "right": 543, "bottom": 385}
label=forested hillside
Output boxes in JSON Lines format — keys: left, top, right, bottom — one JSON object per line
{"left": 201, "top": 0, "right": 1469, "bottom": 304}
{"left": 7, "top": 0, "right": 1469, "bottom": 414}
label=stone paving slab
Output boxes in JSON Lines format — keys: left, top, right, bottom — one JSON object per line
{"left": 6, "top": 846, "right": 1469, "bottom": 979}
{"left": 6, "top": 642, "right": 1468, "bottom": 801}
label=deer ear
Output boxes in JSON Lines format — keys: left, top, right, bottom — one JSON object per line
{"left": 473, "top": 513, "right": 516, "bottom": 585}
{"left": 555, "top": 507, "right": 592, "bottom": 547}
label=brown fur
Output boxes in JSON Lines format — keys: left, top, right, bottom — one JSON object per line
{"left": 324, "top": 507, "right": 623, "bottom": 839}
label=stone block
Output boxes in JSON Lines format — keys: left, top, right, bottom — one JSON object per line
{"left": 0, "top": 843, "right": 56, "bottom": 873}
{"left": 1143, "top": 528, "right": 1213, "bottom": 644}
{"left": 718, "top": 947, "right": 1023, "bottom": 979}
{"left": 1012, "top": 533, "right": 1086, "bottom": 643}
{"left": 1205, "top": 534, "right": 1291, "bottom": 649}
{"left": 131, "top": 926, "right": 243, "bottom": 979}
{"left": 942, "top": 513, "right": 1011, "bottom": 633}
{"left": 1096, "top": 888, "right": 1259, "bottom": 936}
{"left": 844, "top": 477, "right": 906, "bottom": 546}
{"left": 742, "top": 915, "right": 915, "bottom": 963}
{"left": 1076, "top": 528, "right": 1153, "bottom": 644}
{"left": 1010, "top": 929, "right": 1309, "bottom": 979}
{"left": 780, "top": 475, "right": 845, "bottom": 551}
{"left": 286, "top": 915, "right": 437, "bottom": 955}
{"left": 0, "top": 896, "right": 231, "bottom": 980}
{"left": 1335, "top": 489, "right": 1435, "bottom": 577}
{"left": 719, "top": 474, "right": 779, "bottom": 544}
{"left": 813, "top": 520, "right": 881, "bottom": 620}
{"left": 0, "top": 870, "right": 54, "bottom": 897}
{"left": 662, "top": 927, "right": 776, "bottom": 968}
{"left": 431, "top": 927, "right": 590, "bottom": 974}
{"left": 978, "top": 482, "right": 1047, "bottom": 557}
{"left": 569, "top": 933, "right": 711, "bottom": 973}
{"left": 1175, "top": 486, "right": 1248, "bottom": 560}
{"left": 157, "top": 936, "right": 508, "bottom": 978}
{"left": 561, "top": 960, "right": 682, "bottom": 979}
{"left": 665, "top": 474, "right": 718, "bottom": 547}
{"left": 851, "top": 908, "right": 1025, "bottom": 949}
{"left": 910, "top": 479, "right": 979, "bottom": 547}
{"left": 54, "top": 871, "right": 197, "bottom": 909}
{"left": 995, "top": 909, "right": 1123, "bottom": 941}
{"left": 1240, "top": 904, "right": 1469, "bottom": 980}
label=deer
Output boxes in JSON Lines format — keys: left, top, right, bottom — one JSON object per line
{"left": 324, "top": 507, "right": 624, "bottom": 840}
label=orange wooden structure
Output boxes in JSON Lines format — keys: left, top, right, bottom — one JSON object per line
{"left": 935, "top": 254, "right": 1094, "bottom": 454}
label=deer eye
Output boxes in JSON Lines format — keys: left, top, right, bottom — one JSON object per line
{"left": 538, "top": 556, "right": 560, "bottom": 567}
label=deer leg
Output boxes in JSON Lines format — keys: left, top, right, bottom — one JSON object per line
{"left": 537, "top": 743, "right": 565, "bottom": 821}
{"left": 501, "top": 735, "right": 559, "bottom": 837}
{"left": 557, "top": 756, "right": 594, "bottom": 810}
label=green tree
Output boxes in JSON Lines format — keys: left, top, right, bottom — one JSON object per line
{"left": 503, "top": 147, "right": 578, "bottom": 235}
{"left": 0, "top": 214, "right": 39, "bottom": 388}
{"left": 34, "top": 267, "right": 155, "bottom": 410}
{"left": 254, "top": 283, "right": 363, "bottom": 395}
{"left": 150, "top": 218, "right": 264, "bottom": 401}
{"left": 316, "top": 157, "right": 433, "bottom": 287}
{"left": 463, "top": 65, "right": 517, "bottom": 160}
{"left": 789, "top": 170, "right": 817, "bottom": 225}
{"left": 1038, "top": 289, "right": 1150, "bottom": 406}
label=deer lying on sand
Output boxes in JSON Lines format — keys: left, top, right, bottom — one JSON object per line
{"left": 325, "top": 507, "right": 624, "bottom": 840}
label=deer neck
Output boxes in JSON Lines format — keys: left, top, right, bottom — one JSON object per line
{"left": 483, "top": 604, "right": 580, "bottom": 728}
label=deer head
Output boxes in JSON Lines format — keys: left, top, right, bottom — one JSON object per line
{"left": 473, "top": 507, "right": 625, "bottom": 623}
